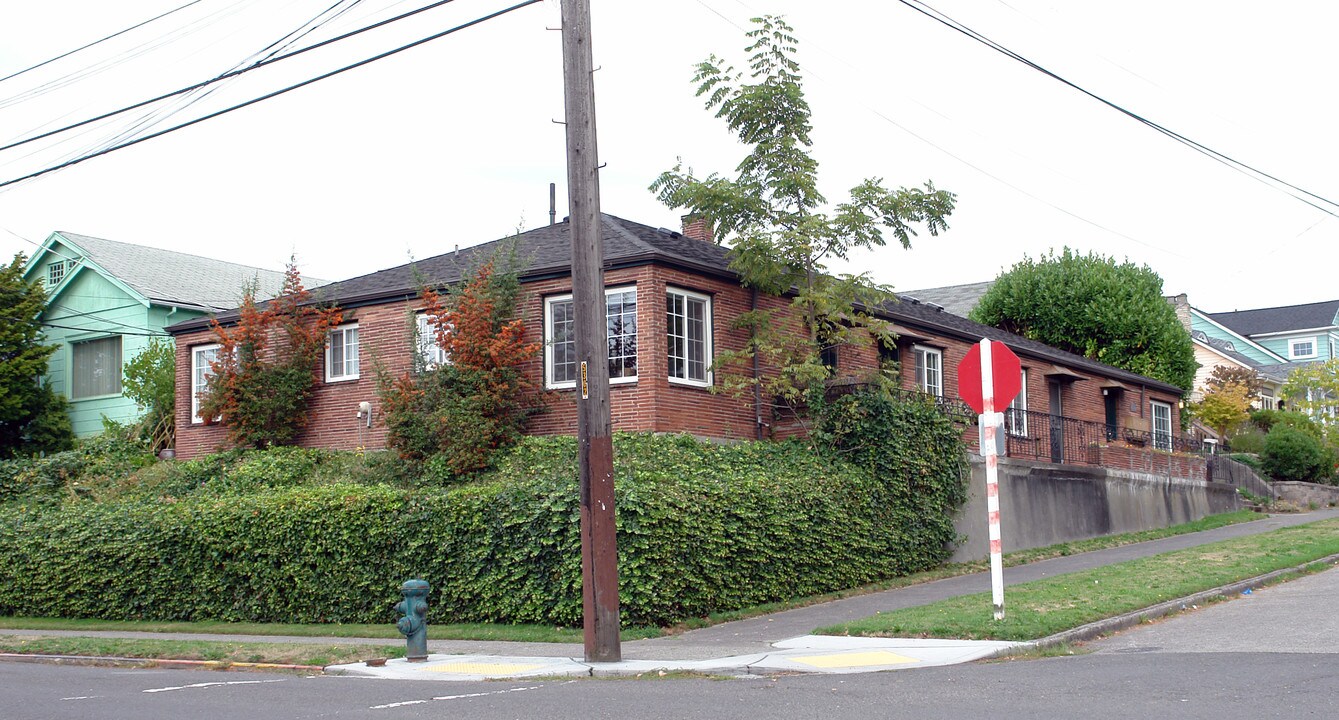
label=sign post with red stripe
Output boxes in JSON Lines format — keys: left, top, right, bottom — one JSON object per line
{"left": 958, "top": 338, "right": 1022, "bottom": 620}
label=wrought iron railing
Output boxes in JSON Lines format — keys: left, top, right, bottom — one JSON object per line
{"left": 883, "top": 387, "right": 1209, "bottom": 465}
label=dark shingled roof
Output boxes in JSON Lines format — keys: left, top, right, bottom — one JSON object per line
{"left": 898, "top": 280, "right": 994, "bottom": 318}
{"left": 167, "top": 213, "right": 1183, "bottom": 395}
{"left": 1209, "top": 300, "right": 1339, "bottom": 337}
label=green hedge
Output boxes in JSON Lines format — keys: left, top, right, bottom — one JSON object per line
{"left": 0, "top": 425, "right": 966, "bottom": 627}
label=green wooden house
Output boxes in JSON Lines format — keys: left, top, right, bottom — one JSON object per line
{"left": 21, "top": 231, "right": 301, "bottom": 437}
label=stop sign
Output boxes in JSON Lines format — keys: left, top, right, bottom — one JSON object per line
{"left": 958, "top": 339, "right": 1022, "bottom": 414}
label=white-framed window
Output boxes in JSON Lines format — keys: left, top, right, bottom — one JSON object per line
{"left": 192, "top": 343, "right": 221, "bottom": 424}
{"left": 913, "top": 345, "right": 943, "bottom": 397}
{"left": 47, "top": 261, "right": 66, "bottom": 287}
{"left": 326, "top": 324, "right": 360, "bottom": 382}
{"left": 1290, "top": 338, "right": 1317, "bottom": 359}
{"left": 1006, "top": 368, "right": 1028, "bottom": 435}
{"left": 666, "top": 288, "right": 712, "bottom": 387}
{"left": 70, "top": 336, "right": 122, "bottom": 399}
{"left": 415, "top": 313, "right": 449, "bottom": 369}
{"left": 545, "top": 288, "right": 638, "bottom": 389}
{"left": 1259, "top": 388, "right": 1277, "bottom": 411}
{"left": 1151, "top": 400, "right": 1173, "bottom": 452}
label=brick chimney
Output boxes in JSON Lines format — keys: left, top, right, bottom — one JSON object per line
{"left": 681, "top": 214, "right": 714, "bottom": 243}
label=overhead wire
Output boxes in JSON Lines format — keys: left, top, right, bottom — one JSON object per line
{"left": 0, "top": 0, "right": 208, "bottom": 85}
{"left": 0, "top": 0, "right": 547, "bottom": 191}
{"left": 86, "top": 0, "right": 369, "bottom": 158}
{"left": 900, "top": 0, "right": 1339, "bottom": 219}
{"left": 691, "top": 0, "right": 1182, "bottom": 257}
{"left": 0, "top": 0, "right": 262, "bottom": 111}
{"left": 1, "top": 0, "right": 467, "bottom": 156}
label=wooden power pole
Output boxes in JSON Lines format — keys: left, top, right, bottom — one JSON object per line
{"left": 560, "top": 0, "right": 621, "bottom": 663}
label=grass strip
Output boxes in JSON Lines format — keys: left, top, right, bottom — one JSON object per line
{"left": 817, "top": 518, "right": 1339, "bottom": 641}
{"left": 0, "top": 617, "right": 662, "bottom": 643}
{"left": 673, "top": 510, "right": 1260, "bottom": 630}
{"left": 0, "top": 634, "right": 401, "bottom": 667}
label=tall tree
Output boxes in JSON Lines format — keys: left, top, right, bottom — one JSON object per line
{"left": 970, "top": 248, "right": 1197, "bottom": 393}
{"left": 651, "top": 15, "right": 955, "bottom": 407}
{"left": 0, "top": 253, "right": 73, "bottom": 457}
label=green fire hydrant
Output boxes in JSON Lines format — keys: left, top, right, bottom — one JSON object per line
{"left": 394, "top": 579, "right": 430, "bottom": 662}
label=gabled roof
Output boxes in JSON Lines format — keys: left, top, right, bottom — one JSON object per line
{"left": 1208, "top": 299, "right": 1339, "bottom": 337}
{"left": 1188, "top": 306, "right": 1289, "bottom": 364}
{"left": 898, "top": 280, "right": 994, "bottom": 318}
{"left": 29, "top": 232, "right": 320, "bottom": 311}
{"left": 166, "top": 213, "right": 1185, "bottom": 395}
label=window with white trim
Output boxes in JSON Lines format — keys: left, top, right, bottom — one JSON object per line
{"left": 415, "top": 313, "right": 449, "bottom": 369}
{"left": 913, "top": 345, "right": 942, "bottom": 397}
{"left": 71, "top": 336, "right": 122, "bottom": 399}
{"left": 1006, "top": 368, "right": 1028, "bottom": 435}
{"left": 1291, "top": 338, "right": 1317, "bottom": 359}
{"left": 1259, "top": 388, "right": 1277, "bottom": 411}
{"left": 545, "top": 288, "right": 638, "bottom": 389}
{"left": 1151, "top": 400, "right": 1173, "bottom": 452}
{"left": 47, "top": 261, "right": 66, "bottom": 287}
{"left": 326, "top": 324, "right": 360, "bottom": 381}
{"left": 192, "top": 343, "right": 221, "bottom": 423}
{"left": 666, "top": 288, "right": 712, "bottom": 386}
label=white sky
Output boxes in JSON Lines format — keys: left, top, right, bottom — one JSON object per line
{"left": 1, "top": 0, "right": 1336, "bottom": 313}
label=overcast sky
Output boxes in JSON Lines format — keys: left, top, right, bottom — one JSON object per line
{"left": 1, "top": 0, "right": 1336, "bottom": 313}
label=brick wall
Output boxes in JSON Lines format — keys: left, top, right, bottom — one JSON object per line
{"left": 172, "top": 262, "right": 1189, "bottom": 464}
{"left": 173, "top": 265, "right": 802, "bottom": 459}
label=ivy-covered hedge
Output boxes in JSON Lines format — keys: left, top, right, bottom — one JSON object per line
{"left": 0, "top": 413, "right": 966, "bottom": 627}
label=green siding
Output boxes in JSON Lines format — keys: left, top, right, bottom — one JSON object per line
{"left": 1260, "top": 333, "right": 1325, "bottom": 361}
{"left": 1189, "top": 312, "right": 1282, "bottom": 365}
{"left": 32, "top": 245, "right": 208, "bottom": 437}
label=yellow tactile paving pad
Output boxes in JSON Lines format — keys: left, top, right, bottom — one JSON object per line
{"left": 788, "top": 651, "right": 920, "bottom": 668}
{"left": 425, "top": 661, "right": 547, "bottom": 675}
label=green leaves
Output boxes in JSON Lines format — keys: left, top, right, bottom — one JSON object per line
{"left": 970, "top": 247, "right": 1196, "bottom": 393}
{"left": 0, "top": 253, "right": 73, "bottom": 458}
{"left": 0, "top": 430, "right": 970, "bottom": 628}
{"left": 653, "top": 16, "right": 955, "bottom": 409}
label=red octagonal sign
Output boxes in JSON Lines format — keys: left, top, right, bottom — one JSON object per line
{"left": 958, "top": 340, "right": 1022, "bottom": 414}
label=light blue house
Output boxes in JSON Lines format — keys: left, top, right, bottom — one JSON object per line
{"left": 21, "top": 232, "right": 301, "bottom": 436}
{"left": 1208, "top": 300, "right": 1339, "bottom": 364}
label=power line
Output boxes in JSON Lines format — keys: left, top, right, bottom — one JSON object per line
{"left": 0, "top": 0, "right": 207, "bottom": 84}
{"left": 900, "top": 0, "right": 1339, "bottom": 219}
{"left": 0, "top": 1, "right": 262, "bottom": 111}
{"left": 82, "top": 0, "right": 369, "bottom": 161}
{"left": 2, "top": 0, "right": 465, "bottom": 156}
{"left": 41, "top": 321, "right": 171, "bottom": 337}
{"left": 0, "top": 0, "right": 545, "bottom": 191}
{"left": 691, "top": 0, "right": 1183, "bottom": 257}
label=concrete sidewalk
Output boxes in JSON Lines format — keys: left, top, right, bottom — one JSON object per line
{"left": 8, "top": 508, "right": 1339, "bottom": 680}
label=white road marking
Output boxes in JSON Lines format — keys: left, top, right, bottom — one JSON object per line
{"left": 60, "top": 696, "right": 101, "bottom": 701}
{"left": 370, "top": 684, "right": 543, "bottom": 710}
{"left": 143, "top": 679, "right": 284, "bottom": 694}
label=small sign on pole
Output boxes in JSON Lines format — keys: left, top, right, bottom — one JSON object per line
{"left": 957, "top": 339, "right": 1022, "bottom": 621}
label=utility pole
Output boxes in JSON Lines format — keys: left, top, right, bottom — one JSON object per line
{"left": 560, "top": 0, "right": 620, "bottom": 663}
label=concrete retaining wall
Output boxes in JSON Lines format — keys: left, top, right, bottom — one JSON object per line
{"left": 949, "top": 455, "right": 1242, "bottom": 562}
{"left": 1273, "top": 481, "right": 1339, "bottom": 508}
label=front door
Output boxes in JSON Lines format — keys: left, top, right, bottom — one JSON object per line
{"left": 1048, "top": 382, "right": 1064, "bottom": 463}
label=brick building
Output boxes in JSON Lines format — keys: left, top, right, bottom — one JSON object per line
{"left": 168, "top": 214, "right": 1191, "bottom": 464}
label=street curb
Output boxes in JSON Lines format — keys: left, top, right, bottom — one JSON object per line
{"left": 0, "top": 652, "right": 323, "bottom": 672}
{"left": 987, "top": 552, "right": 1339, "bottom": 658}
